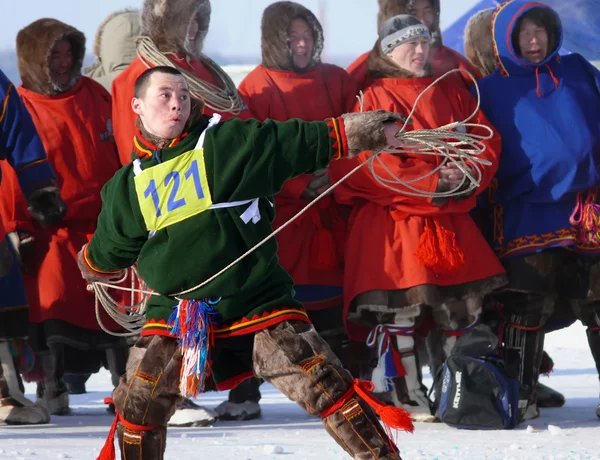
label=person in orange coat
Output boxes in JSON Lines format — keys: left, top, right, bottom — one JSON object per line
{"left": 0, "top": 19, "right": 129, "bottom": 416}
{"left": 330, "top": 15, "right": 506, "bottom": 420}
{"left": 348, "top": 0, "right": 481, "bottom": 90}
{"left": 111, "top": 0, "right": 247, "bottom": 165}
{"left": 229, "top": 0, "right": 358, "bottom": 422}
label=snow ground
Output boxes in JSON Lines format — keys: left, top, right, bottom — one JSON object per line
{"left": 0, "top": 323, "right": 598, "bottom": 460}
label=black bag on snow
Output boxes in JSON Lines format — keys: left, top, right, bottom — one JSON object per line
{"left": 434, "top": 324, "right": 524, "bottom": 430}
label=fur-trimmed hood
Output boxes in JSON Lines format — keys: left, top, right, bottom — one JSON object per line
{"left": 367, "top": 41, "right": 433, "bottom": 79}
{"left": 17, "top": 18, "right": 85, "bottom": 96}
{"left": 261, "top": 1, "right": 324, "bottom": 71}
{"left": 140, "top": 0, "right": 210, "bottom": 57}
{"left": 464, "top": 8, "right": 495, "bottom": 77}
{"left": 377, "top": 0, "right": 442, "bottom": 48}
{"left": 84, "top": 9, "right": 141, "bottom": 91}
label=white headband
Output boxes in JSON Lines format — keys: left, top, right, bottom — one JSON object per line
{"left": 381, "top": 24, "right": 430, "bottom": 54}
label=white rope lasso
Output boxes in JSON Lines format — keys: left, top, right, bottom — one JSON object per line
{"left": 91, "top": 68, "right": 493, "bottom": 334}
{"left": 136, "top": 36, "right": 246, "bottom": 115}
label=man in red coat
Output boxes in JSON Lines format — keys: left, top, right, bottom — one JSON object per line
{"left": 111, "top": 0, "right": 247, "bottom": 166}
{"left": 347, "top": 0, "right": 482, "bottom": 90}
{"left": 332, "top": 15, "right": 505, "bottom": 420}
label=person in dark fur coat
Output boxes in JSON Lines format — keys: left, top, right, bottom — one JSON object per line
{"left": 80, "top": 65, "right": 414, "bottom": 460}
{"left": 348, "top": 0, "right": 481, "bottom": 90}
{"left": 233, "top": 0, "right": 357, "bottom": 423}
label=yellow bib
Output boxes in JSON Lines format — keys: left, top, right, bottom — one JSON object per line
{"left": 134, "top": 148, "right": 213, "bottom": 231}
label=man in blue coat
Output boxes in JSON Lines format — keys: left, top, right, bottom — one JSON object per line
{"left": 474, "top": 0, "right": 600, "bottom": 421}
{"left": 0, "top": 68, "right": 66, "bottom": 424}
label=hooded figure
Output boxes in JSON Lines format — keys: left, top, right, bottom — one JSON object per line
{"left": 0, "top": 18, "right": 128, "bottom": 417}
{"left": 234, "top": 0, "right": 357, "bottom": 421}
{"left": 84, "top": 9, "right": 141, "bottom": 92}
{"left": 348, "top": 0, "right": 481, "bottom": 89}
{"left": 474, "top": 1, "right": 600, "bottom": 421}
{"left": 111, "top": 0, "right": 246, "bottom": 165}
{"left": 329, "top": 14, "right": 505, "bottom": 420}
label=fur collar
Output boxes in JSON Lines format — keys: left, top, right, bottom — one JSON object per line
{"left": 464, "top": 8, "right": 496, "bottom": 77}
{"left": 17, "top": 18, "right": 85, "bottom": 96}
{"left": 261, "top": 1, "right": 324, "bottom": 71}
{"left": 140, "top": 0, "right": 210, "bottom": 57}
{"left": 377, "top": 0, "right": 442, "bottom": 48}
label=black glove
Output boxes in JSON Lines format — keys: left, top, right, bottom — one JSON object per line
{"left": 0, "top": 238, "right": 14, "bottom": 278}
{"left": 27, "top": 187, "right": 67, "bottom": 227}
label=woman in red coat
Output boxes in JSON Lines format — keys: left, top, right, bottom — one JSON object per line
{"left": 233, "top": 0, "right": 358, "bottom": 420}
{"left": 330, "top": 15, "right": 505, "bottom": 420}
{"left": 0, "top": 19, "right": 129, "bottom": 416}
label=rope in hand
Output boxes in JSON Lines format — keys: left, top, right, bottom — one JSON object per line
{"left": 90, "top": 68, "right": 494, "bottom": 334}
{"left": 136, "top": 36, "right": 246, "bottom": 115}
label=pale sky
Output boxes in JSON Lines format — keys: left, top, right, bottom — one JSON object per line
{"left": 1, "top": 0, "right": 479, "bottom": 58}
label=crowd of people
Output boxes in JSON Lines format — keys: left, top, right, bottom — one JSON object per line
{"left": 0, "top": 0, "right": 599, "bottom": 459}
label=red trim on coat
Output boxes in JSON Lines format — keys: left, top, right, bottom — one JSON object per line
{"left": 215, "top": 370, "right": 256, "bottom": 392}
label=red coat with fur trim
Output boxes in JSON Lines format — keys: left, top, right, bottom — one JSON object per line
{"left": 348, "top": 46, "right": 483, "bottom": 90}
{"left": 329, "top": 76, "right": 504, "bottom": 325}
{"left": 238, "top": 64, "right": 358, "bottom": 289}
{"left": 0, "top": 77, "right": 123, "bottom": 329}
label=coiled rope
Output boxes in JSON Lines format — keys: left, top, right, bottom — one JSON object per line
{"left": 90, "top": 68, "right": 494, "bottom": 335}
{"left": 136, "top": 36, "right": 246, "bottom": 115}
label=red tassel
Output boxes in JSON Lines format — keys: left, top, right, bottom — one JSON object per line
{"left": 415, "top": 218, "right": 465, "bottom": 275}
{"left": 320, "top": 379, "right": 414, "bottom": 435}
{"left": 97, "top": 415, "right": 119, "bottom": 460}
{"left": 390, "top": 347, "right": 407, "bottom": 378}
{"left": 310, "top": 226, "right": 339, "bottom": 271}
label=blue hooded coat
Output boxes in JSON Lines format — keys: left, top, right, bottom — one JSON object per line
{"left": 476, "top": 1, "right": 600, "bottom": 260}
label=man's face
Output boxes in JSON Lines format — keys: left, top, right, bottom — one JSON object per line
{"left": 49, "top": 39, "right": 73, "bottom": 88}
{"left": 132, "top": 72, "right": 191, "bottom": 139}
{"left": 388, "top": 37, "right": 430, "bottom": 75}
{"left": 409, "top": 0, "right": 435, "bottom": 30}
{"left": 288, "top": 18, "right": 314, "bottom": 70}
{"left": 518, "top": 18, "right": 549, "bottom": 64}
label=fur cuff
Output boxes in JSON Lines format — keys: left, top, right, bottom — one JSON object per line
{"left": 77, "top": 244, "right": 123, "bottom": 283}
{"left": 340, "top": 110, "right": 407, "bottom": 158}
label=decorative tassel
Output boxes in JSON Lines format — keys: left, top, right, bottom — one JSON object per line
{"left": 367, "top": 325, "right": 412, "bottom": 392}
{"left": 96, "top": 403, "right": 156, "bottom": 460}
{"left": 415, "top": 218, "right": 465, "bottom": 275}
{"left": 321, "top": 379, "right": 415, "bottom": 435}
{"left": 169, "top": 298, "right": 220, "bottom": 398}
{"left": 96, "top": 415, "right": 119, "bottom": 460}
{"left": 570, "top": 190, "right": 600, "bottom": 246}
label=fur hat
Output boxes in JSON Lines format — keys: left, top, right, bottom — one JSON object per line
{"left": 377, "top": 0, "right": 442, "bottom": 48}
{"left": 464, "top": 9, "right": 496, "bottom": 77}
{"left": 17, "top": 18, "right": 85, "bottom": 96}
{"left": 260, "top": 1, "right": 324, "bottom": 71}
{"left": 140, "top": 0, "right": 210, "bottom": 57}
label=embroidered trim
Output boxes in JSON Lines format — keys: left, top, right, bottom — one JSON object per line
{"left": 16, "top": 159, "right": 49, "bottom": 175}
{"left": 213, "top": 308, "right": 310, "bottom": 338}
{"left": 495, "top": 227, "right": 600, "bottom": 260}
{"left": 0, "top": 83, "right": 13, "bottom": 124}
{"left": 491, "top": 2, "right": 512, "bottom": 77}
{"left": 83, "top": 244, "right": 122, "bottom": 275}
{"left": 215, "top": 370, "right": 255, "bottom": 392}
{"left": 327, "top": 118, "right": 345, "bottom": 160}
